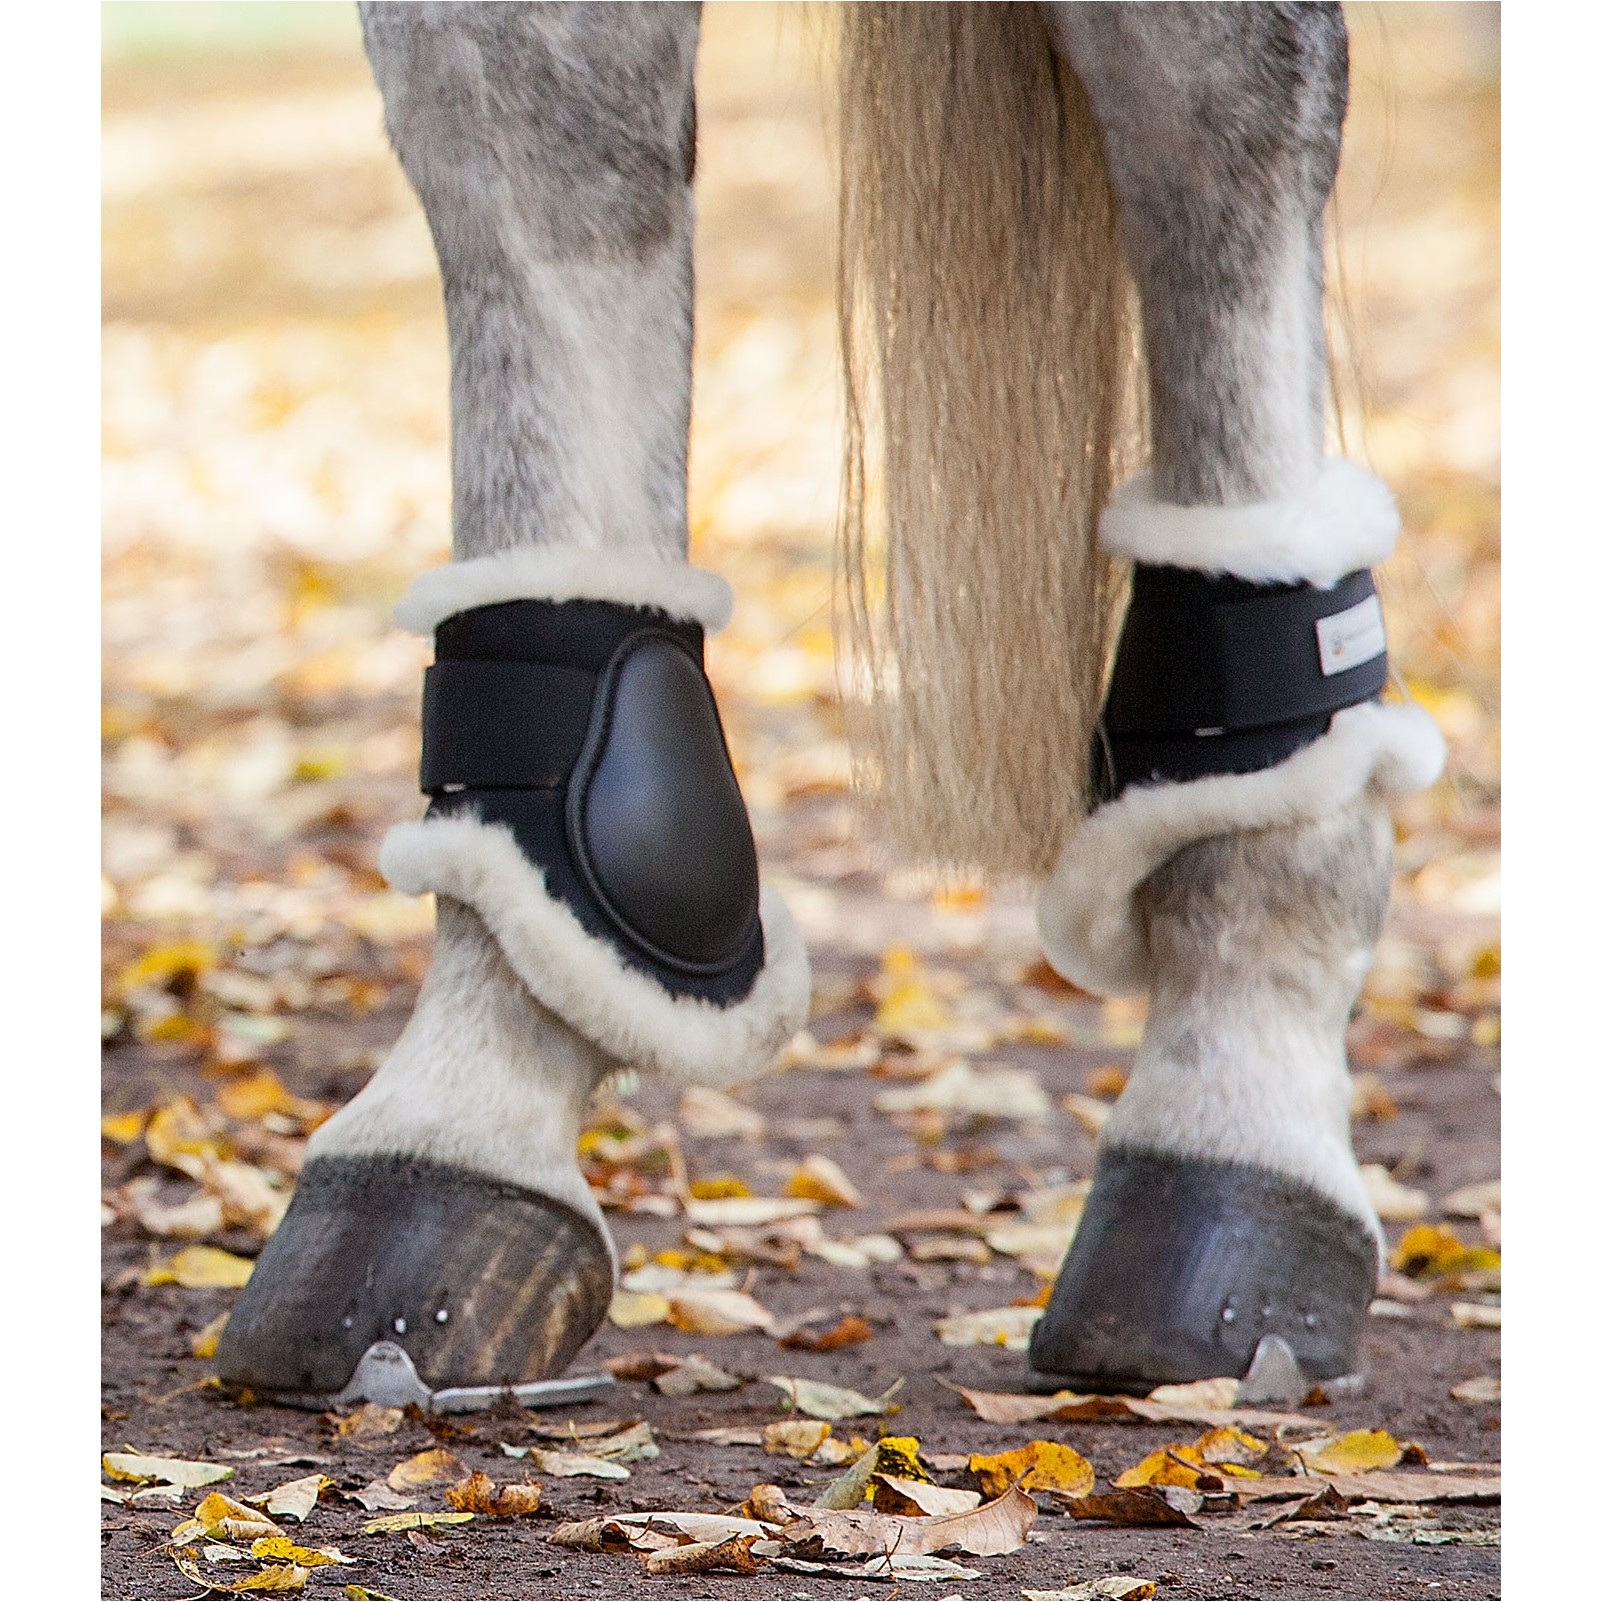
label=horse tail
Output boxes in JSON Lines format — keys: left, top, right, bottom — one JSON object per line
{"left": 834, "top": 3, "right": 1146, "bottom": 879}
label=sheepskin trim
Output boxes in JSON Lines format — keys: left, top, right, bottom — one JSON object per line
{"left": 1039, "top": 702, "right": 1446, "bottom": 999}
{"left": 394, "top": 548, "right": 735, "bottom": 635}
{"left": 1099, "top": 458, "right": 1401, "bottom": 590}
{"left": 379, "top": 816, "right": 810, "bottom": 1088}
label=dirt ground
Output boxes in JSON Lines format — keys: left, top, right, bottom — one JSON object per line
{"left": 102, "top": 5, "right": 1500, "bottom": 1598}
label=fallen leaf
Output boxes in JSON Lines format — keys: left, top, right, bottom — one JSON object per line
{"left": 969, "top": 1441, "right": 1094, "bottom": 1500}
{"left": 1146, "top": 1377, "right": 1240, "bottom": 1409}
{"left": 932, "top": 1306, "right": 1042, "bottom": 1347}
{"left": 873, "top": 1061, "right": 1051, "bottom": 1122}
{"left": 1061, "top": 1092, "right": 1111, "bottom": 1136}
{"left": 683, "top": 1196, "right": 821, "bottom": 1227}
{"left": 1451, "top": 1301, "right": 1501, "bottom": 1329}
{"left": 143, "top": 1244, "right": 255, "bottom": 1288}
{"left": 910, "top": 1235, "right": 991, "bottom": 1264}
{"left": 1440, "top": 1180, "right": 1500, "bottom": 1218}
{"left": 766, "top": 1374, "right": 904, "bottom": 1420}
{"left": 666, "top": 1288, "right": 775, "bottom": 1336}
{"left": 250, "top": 1475, "right": 330, "bottom": 1522}
{"left": 515, "top": 1448, "right": 629, "bottom": 1481}
{"left": 641, "top": 1534, "right": 761, "bottom": 1577}
{"left": 1259, "top": 1483, "right": 1349, "bottom": 1526}
{"left": 1066, "top": 1487, "right": 1199, "bottom": 1528}
{"left": 763, "top": 1420, "right": 833, "bottom": 1459}
{"left": 780, "top": 1481, "right": 1037, "bottom": 1558}
{"left": 549, "top": 1512, "right": 771, "bottom": 1550}
{"left": 1391, "top": 1223, "right": 1500, "bottom": 1280}
{"left": 249, "top": 1537, "right": 353, "bottom": 1567}
{"left": 1450, "top": 1375, "right": 1500, "bottom": 1402}
{"left": 678, "top": 1086, "right": 765, "bottom": 1140}
{"left": 361, "top": 1511, "right": 476, "bottom": 1535}
{"left": 1299, "top": 1430, "right": 1405, "bottom": 1475}
{"left": 387, "top": 1448, "right": 466, "bottom": 1490}
{"left": 608, "top": 1290, "right": 670, "bottom": 1328}
{"left": 230, "top": 1565, "right": 309, "bottom": 1594}
{"left": 326, "top": 1404, "right": 405, "bottom": 1440}
{"left": 688, "top": 1175, "right": 755, "bottom": 1201}
{"left": 444, "top": 1471, "right": 542, "bottom": 1517}
{"left": 124, "top": 1177, "right": 225, "bottom": 1240}
{"left": 1024, "top": 1582, "right": 1157, "bottom": 1601}
{"left": 653, "top": 1354, "right": 743, "bottom": 1396}
{"left": 814, "top": 1443, "right": 884, "bottom": 1510}
{"left": 190, "top": 1311, "right": 230, "bottom": 1360}
{"left": 342, "top": 1589, "right": 397, "bottom": 1601}
{"left": 779, "top": 1314, "right": 876, "bottom": 1352}
{"left": 760, "top": 1549, "right": 981, "bottom": 1582}
{"left": 102, "top": 1451, "right": 233, "bottom": 1489}
{"left": 1361, "top": 1163, "right": 1431, "bottom": 1221}
{"left": 940, "top": 1378, "right": 1312, "bottom": 1431}
{"left": 785, "top": 1153, "right": 862, "bottom": 1208}
{"left": 1194, "top": 1425, "right": 1269, "bottom": 1466}
{"left": 173, "top": 1492, "right": 283, "bottom": 1544}
{"left": 871, "top": 1475, "right": 982, "bottom": 1517}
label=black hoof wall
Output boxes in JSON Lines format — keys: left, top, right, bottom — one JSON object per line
{"left": 216, "top": 1155, "right": 613, "bottom": 1404}
{"left": 1026, "top": 1150, "right": 1377, "bottom": 1395}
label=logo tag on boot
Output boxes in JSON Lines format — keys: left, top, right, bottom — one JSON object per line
{"left": 1316, "top": 594, "right": 1386, "bottom": 676}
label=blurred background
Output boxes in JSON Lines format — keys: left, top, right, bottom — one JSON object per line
{"left": 102, "top": 2, "right": 1499, "bottom": 1084}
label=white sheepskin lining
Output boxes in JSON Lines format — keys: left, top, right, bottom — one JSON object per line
{"left": 1100, "top": 458, "right": 1401, "bottom": 590}
{"left": 1039, "top": 702, "right": 1446, "bottom": 999}
{"left": 395, "top": 547, "right": 735, "bottom": 635}
{"left": 380, "top": 815, "right": 811, "bottom": 1089}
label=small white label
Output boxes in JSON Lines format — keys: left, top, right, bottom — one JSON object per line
{"left": 1316, "top": 594, "right": 1386, "bottom": 676}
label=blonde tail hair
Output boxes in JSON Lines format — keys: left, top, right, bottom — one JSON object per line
{"left": 836, "top": 2, "right": 1146, "bottom": 879}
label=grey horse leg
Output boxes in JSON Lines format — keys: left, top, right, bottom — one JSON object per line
{"left": 1032, "top": 5, "right": 1440, "bottom": 1392}
{"left": 219, "top": 2, "right": 718, "bottom": 1402}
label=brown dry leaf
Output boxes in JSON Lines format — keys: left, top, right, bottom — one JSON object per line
{"left": 781, "top": 1481, "right": 1037, "bottom": 1559}
{"left": 143, "top": 1244, "right": 255, "bottom": 1288}
{"left": 969, "top": 1441, "right": 1094, "bottom": 1500}
{"left": 1067, "top": 1487, "right": 1199, "bottom": 1528}
{"left": 190, "top": 1311, "right": 229, "bottom": 1359}
{"left": 1259, "top": 1483, "right": 1349, "bottom": 1526}
{"left": 1086, "top": 1065, "right": 1129, "bottom": 1099}
{"left": 249, "top": 1537, "right": 353, "bottom": 1567}
{"left": 360, "top": 1511, "right": 475, "bottom": 1535}
{"left": 386, "top": 1448, "right": 466, "bottom": 1491}
{"left": 763, "top": 1420, "right": 832, "bottom": 1459}
{"left": 779, "top": 1313, "right": 875, "bottom": 1352}
{"left": 641, "top": 1534, "right": 761, "bottom": 1577}
{"left": 552, "top": 1512, "right": 771, "bottom": 1550}
{"left": 604, "top": 1351, "right": 680, "bottom": 1382}
{"left": 932, "top": 1306, "right": 1042, "bottom": 1347}
{"left": 444, "top": 1471, "right": 543, "bottom": 1517}
{"left": 103, "top": 1451, "right": 233, "bottom": 1489}
{"left": 664, "top": 1288, "right": 775, "bottom": 1336}
{"left": 1450, "top": 1375, "right": 1500, "bottom": 1402}
{"left": 326, "top": 1404, "right": 405, "bottom": 1440}
{"left": 786, "top": 1154, "right": 862, "bottom": 1208}
{"left": 1299, "top": 1429, "right": 1405, "bottom": 1475}
{"left": 653, "top": 1354, "right": 742, "bottom": 1396}
{"left": 871, "top": 1475, "right": 982, "bottom": 1517}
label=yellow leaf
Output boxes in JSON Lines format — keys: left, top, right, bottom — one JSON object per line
{"left": 249, "top": 1537, "right": 353, "bottom": 1567}
{"left": 873, "top": 1437, "right": 931, "bottom": 1483}
{"left": 1115, "top": 1444, "right": 1231, "bottom": 1491}
{"left": 1193, "top": 1426, "right": 1268, "bottom": 1467}
{"left": 607, "top": 1290, "right": 670, "bottom": 1328}
{"left": 144, "top": 1097, "right": 230, "bottom": 1178}
{"left": 763, "top": 1420, "right": 832, "bottom": 1459}
{"left": 873, "top": 946, "right": 953, "bottom": 1036}
{"left": 102, "top": 1452, "right": 233, "bottom": 1488}
{"left": 970, "top": 1441, "right": 1094, "bottom": 1500}
{"left": 785, "top": 1153, "right": 862, "bottom": 1208}
{"left": 361, "top": 1511, "right": 475, "bottom": 1535}
{"left": 688, "top": 1175, "right": 754, "bottom": 1200}
{"left": 386, "top": 1448, "right": 466, "bottom": 1490}
{"left": 230, "top": 1565, "right": 309, "bottom": 1593}
{"left": 1391, "top": 1223, "right": 1500, "bottom": 1279}
{"left": 117, "top": 941, "right": 217, "bottom": 996}
{"left": 173, "top": 1492, "right": 282, "bottom": 1544}
{"left": 144, "top": 1245, "right": 254, "bottom": 1288}
{"left": 101, "top": 1109, "right": 149, "bottom": 1144}
{"left": 1299, "top": 1429, "right": 1405, "bottom": 1475}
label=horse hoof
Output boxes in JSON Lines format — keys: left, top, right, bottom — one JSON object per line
{"left": 1025, "top": 1150, "right": 1377, "bottom": 1395}
{"left": 215, "top": 1154, "right": 613, "bottom": 1406}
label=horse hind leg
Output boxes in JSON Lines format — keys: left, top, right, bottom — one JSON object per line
{"left": 1029, "top": 3, "right": 1444, "bottom": 1393}
{"left": 218, "top": 1, "right": 809, "bottom": 1405}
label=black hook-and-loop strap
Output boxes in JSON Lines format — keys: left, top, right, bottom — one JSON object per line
{"left": 1097, "top": 565, "right": 1390, "bottom": 800}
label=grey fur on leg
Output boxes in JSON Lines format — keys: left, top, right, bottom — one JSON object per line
{"left": 1045, "top": 1, "right": 1348, "bottom": 502}
{"left": 359, "top": 1, "right": 702, "bottom": 559}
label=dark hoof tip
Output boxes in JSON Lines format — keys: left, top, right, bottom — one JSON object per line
{"left": 216, "top": 1155, "right": 613, "bottom": 1403}
{"left": 1026, "top": 1150, "right": 1377, "bottom": 1394}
